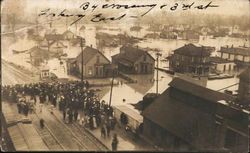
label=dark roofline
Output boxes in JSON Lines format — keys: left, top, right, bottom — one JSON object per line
{"left": 78, "top": 46, "right": 111, "bottom": 64}
{"left": 120, "top": 45, "right": 156, "bottom": 61}
{"left": 168, "top": 77, "right": 235, "bottom": 103}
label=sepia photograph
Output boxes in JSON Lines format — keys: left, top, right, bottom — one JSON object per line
{"left": 1, "top": 0, "right": 249, "bottom": 152}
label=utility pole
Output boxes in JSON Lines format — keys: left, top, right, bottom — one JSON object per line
{"left": 199, "top": 46, "right": 204, "bottom": 80}
{"left": 109, "top": 65, "right": 117, "bottom": 107}
{"left": 80, "top": 38, "right": 84, "bottom": 82}
{"left": 35, "top": 19, "right": 39, "bottom": 35}
{"left": 156, "top": 52, "right": 162, "bottom": 94}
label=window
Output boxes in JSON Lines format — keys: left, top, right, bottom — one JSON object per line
{"left": 203, "top": 58, "right": 206, "bottom": 63}
{"left": 96, "top": 56, "right": 100, "bottom": 63}
{"left": 205, "top": 67, "right": 209, "bottom": 72}
{"left": 144, "top": 55, "right": 146, "bottom": 61}
{"left": 88, "top": 66, "right": 92, "bottom": 75}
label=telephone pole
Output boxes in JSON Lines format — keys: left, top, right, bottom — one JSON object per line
{"left": 156, "top": 52, "right": 162, "bottom": 94}
{"left": 109, "top": 65, "right": 117, "bottom": 107}
{"left": 80, "top": 38, "right": 84, "bottom": 82}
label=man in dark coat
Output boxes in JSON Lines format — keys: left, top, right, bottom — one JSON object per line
{"left": 68, "top": 110, "right": 73, "bottom": 123}
{"left": 101, "top": 126, "right": 106, "bottom": 138}
{"left": 74, "top": 111, "right": 78, "bottom": 122}
{"left": 63, "top": 109, "right": 66, "bottom": 121}
{"left": 40, "top": 118, "right": 45, "bottom": 129}
{"left": 106, "top": 124, "right": 111, "bottom": 137}
{"left": 111, "top": 134, "right": 118, "bottom": 151}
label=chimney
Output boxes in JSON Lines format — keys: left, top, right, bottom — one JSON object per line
{"left": 231, "top": 44, "right": 234, "bottom": 48}
{"left": 226, "top": 45, "right": 229, "bottom": 48}
{"left": 90, "top": 44, "right": 92, "bottom": 48}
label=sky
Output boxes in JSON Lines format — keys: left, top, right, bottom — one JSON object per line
{"left": 2, "top": 0, "right": 249, "bottom": 16}
{"left": 1, "top": 0, "right": 249, "bottom": 26}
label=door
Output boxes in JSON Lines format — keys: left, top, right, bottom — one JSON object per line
{"left": 96, "top": 67, "right": 99, "bottom": 76}
{"left": 95, "top": 66, "right": 104, "bottom": 77}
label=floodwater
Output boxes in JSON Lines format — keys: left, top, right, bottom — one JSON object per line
{"left": 1, "top": 24, "right": 244, "bottom": 112}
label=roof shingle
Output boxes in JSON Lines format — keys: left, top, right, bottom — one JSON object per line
{"left": 174, "top": 43, "right": 213, "bottom": 57}
{"left": 112, "top": 45, "right": 155, "bottom": 64}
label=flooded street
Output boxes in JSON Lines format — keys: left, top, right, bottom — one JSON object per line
{"left": 2, "top": 24, "right": 243, "bottom": 110}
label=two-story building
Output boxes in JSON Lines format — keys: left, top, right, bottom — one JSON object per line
{"left": 142, "top": 77, "right": 249, "bottom": 152}
{"left": 169, "top": 43, "right": 215, "bottom": 76}
{"left": 70, "top": 46, "right": 111, "bottom": 78}
{"left": 209, "top": 56, "right": 236, "bottom": 73}
{"left": 112, "top": 45, "right": 155, "bottom": 74}
{"left": 217, "top": 45, "right": 250, "bottom": 66}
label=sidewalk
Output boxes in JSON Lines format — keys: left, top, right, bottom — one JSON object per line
{"left": 48, "top": 102, "right": 156, "bottom": 151}
{"left": 2, "top": 102, "right": 48, "bottom": 151}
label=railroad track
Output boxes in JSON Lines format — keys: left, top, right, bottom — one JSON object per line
{"left": 71, "top": 122, "right": 109, "bottom": 151}
{"left": 48, "top": 108, "right": 109, "bottom": 151}
{"left": 41, "top": 104, "right": 94, "bottom": 151}
{"left": 30, "top": 112, "right": 65, "bottom": 151}
{"left": 40, "top": 102, "right": 108, "bottom": 151}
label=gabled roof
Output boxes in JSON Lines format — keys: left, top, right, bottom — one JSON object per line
{"left": 218, "top": 46, "right": 250, "bottom": 56}
{"left": 142, "top": 78, "right": 242, "bottom": 147}
{"left": 79, "top": 25, "right": 86, "bottom": 31}
{"left": 112, "top": 45, "right": 155, "bottom": 63}
{"left": 169, "top": 77, "right": 235, "bottom": 102}
{"left": 49, "top": 41, "right": 67, "bottom": 48}
{"left": 142, "top": 88, "right": 216, "bottom": 146}
{"left": 62, "top": 30, "right": 74, "bottom": 36}
{"left": 39, "top": 39, "right": 67, "bottom": 48}
{"left": 29, "top": 46, "right": 49, "bottom": 57}
{"left": 173, "top": 43, "right": 213, "bottom": 57}
{"left": 76, "top": 46, "right": 110, "bottom": 65}
{"left": 239, "top": 67, "right": 250, "bottom": 82}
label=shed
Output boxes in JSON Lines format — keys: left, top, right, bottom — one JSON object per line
{"left": 113, "top": 105, "right": 143, "bottom": 131}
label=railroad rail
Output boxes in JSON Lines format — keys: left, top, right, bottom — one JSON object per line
{"left": 31, "top": 112, "right": 65, "bottom": 151}
{"left": 45, "top": 104, "right": 109, "bottom": 151}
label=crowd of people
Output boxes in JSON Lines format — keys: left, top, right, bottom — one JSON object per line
{"left": 2, "top": 80, "right": 119, "bottom": 150}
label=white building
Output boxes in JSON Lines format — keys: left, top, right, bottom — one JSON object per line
{"left": 40, "top": 66, "right": 50, "bottom": 79}
{"left": 217, "top": 45, "right": 250, "bottom": 63}
{"left": 210, "top": 56, "right": 236, "bottom": 72}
